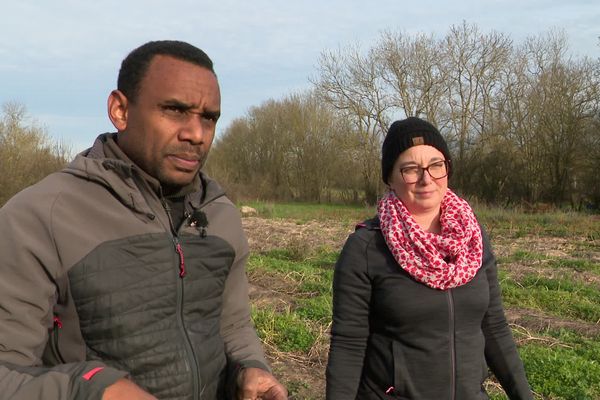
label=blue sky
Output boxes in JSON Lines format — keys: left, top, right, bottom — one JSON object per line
{"left": 1, "top": 0, "right": 598, "bottom": 152}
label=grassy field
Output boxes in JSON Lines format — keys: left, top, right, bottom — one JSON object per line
{"left": 241, "top": 201, "right": 600, "bottom": 400}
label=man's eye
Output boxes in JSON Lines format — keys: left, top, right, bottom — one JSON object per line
{"left": 164, "top": 106, "right": 187, "bottom": 114}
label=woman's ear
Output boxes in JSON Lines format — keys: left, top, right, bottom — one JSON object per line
{"left": 107, "top": 90, "right": 129, "bottom": 131}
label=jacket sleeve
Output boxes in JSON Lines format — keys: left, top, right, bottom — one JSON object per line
{"left": 0, "top": 192, "right": 128, "bottom": 400}
{"left": 220, "top": 235, "right": 270, "bottom": 370}
{"left": 480, "top": 228, "right": 533, "bottom": 400}
{"left": 211, "top": 200, "right": 270, "bottom": 398}
{"left": 326, "top": 232, "right": 371, "bottom": 400}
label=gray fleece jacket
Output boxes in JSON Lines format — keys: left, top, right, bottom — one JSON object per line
{"left": 0, "top": 133, "right": 268, "bottom": 400}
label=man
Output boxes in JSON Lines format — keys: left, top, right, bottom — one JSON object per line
{"left": 0, "top": 40, "right": 287, "bottom": 400}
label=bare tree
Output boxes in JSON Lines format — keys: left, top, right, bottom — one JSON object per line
{"left": 207, "top": 91, "right": 355, "bottom": 202}
{"left": 0, "top": 102, "right": 70, "bottom": 206}
{"left": 439, "top": 22, "right": 512, "bottom": 189}
{"left": 499, "top": 30, "right": 600, "bottom": 204}
{"left": 312, "top": 44, "right": 390, "bottom": 204}
{"left": 375, "top": 30, "right": 447, "bottom": 123}
{"left": 210, "top": 24, "right": 600, "bottom": 208}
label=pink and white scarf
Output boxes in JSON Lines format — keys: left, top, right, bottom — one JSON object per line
{"left": 377, "top": 189, "right": 483, "bottom": 290}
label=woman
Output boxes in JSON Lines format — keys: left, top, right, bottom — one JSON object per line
{"left": 326, "top": 117, "right": 532, "bottom": 399}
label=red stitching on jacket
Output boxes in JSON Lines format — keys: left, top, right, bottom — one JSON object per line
{"left": 82, "top": 367, "right": 104, "bottom": 381}
{"left": 176, "top": 243, "right": 186, "bottom": 277}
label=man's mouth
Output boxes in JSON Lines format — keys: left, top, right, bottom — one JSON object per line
{"left": 168, "top": 154, "right": 200, "bottom": 170}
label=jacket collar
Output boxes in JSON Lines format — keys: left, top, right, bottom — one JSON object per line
{"left": 64, "top": 133, "right": 225, "bottom": 212}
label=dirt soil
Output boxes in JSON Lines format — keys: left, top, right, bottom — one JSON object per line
{"left": 242, "top": 216, "right": 600, "bottom": 400}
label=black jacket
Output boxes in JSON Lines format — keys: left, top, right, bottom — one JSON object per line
{"left": 326, "top": 218, "right": 532, "bottom": 400}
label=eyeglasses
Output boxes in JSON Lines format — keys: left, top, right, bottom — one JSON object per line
{"left": 400, "top": 160, "right": 449, "bottom": 184}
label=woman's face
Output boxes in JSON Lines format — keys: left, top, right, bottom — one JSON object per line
{"left": 388, "top": 145, "right": 448, "bottom": 216}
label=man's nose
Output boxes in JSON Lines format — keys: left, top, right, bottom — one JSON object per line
{"left": 179, "top": 115, "right": 207, "bottom": 144}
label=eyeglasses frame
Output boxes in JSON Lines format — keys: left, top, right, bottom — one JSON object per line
{"left": 399, "top": 160, "right": 450, "bottom": 184}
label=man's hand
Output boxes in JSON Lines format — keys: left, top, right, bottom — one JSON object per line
{"left": 102, "top": 378, "right": 157, "bottom": 400}
{"left": 237, "top": 367, "right": 287, "bottom": 400}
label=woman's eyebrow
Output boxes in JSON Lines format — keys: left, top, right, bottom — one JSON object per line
{"left": 397, "top": 161, "right": 419, "bottom": 168}
{"left": 398, "top": 157, "right": 444, "bottom": 167}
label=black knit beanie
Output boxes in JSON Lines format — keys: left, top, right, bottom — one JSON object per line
{"left": 381, "top": 117, "right": 451, "bottom": 184}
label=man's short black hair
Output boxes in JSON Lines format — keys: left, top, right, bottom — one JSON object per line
{"left": 117, "top": 40, "right": 215, "bottom": 103}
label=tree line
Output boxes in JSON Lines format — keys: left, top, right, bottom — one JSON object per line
{"left": 207, "top": 22, "right": 600, "bottom": 209}
{"left": 0, "top": 103, "right": 70, "bottom": 206}
{"left": 2, "top": 23, "right": 598, "bottom": 209}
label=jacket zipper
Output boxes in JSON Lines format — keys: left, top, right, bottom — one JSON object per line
{"left": 162, "top": 199, "right": 200, "bottom": 400}
{"left": 50, "top": 316, "right": 66, "bottom": 364}
{"left": 447, "top": 289, "right": 456, "bottom": 400}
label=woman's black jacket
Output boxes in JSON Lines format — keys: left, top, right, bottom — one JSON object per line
{"left": 326, "top": 218, "right": 533, "bottom": 400}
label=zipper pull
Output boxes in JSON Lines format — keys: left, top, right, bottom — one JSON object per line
{"left": 175, "top": 242, "right": 186, "bottom": 277}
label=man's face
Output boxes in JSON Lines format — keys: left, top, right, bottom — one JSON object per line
{"left": 111, "top": 55, "right": 221, "bottom": 188}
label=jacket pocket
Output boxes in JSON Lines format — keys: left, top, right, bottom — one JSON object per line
{"left": 357, "top": 379, "right": 410, "bottom": 400}
{"left": 391, "top": 340, "right": 409, "bottom": 397}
